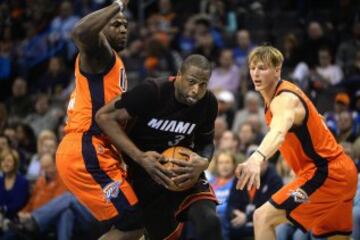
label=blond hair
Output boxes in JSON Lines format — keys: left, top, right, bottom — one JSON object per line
{"left": 248, "top": 45, "right": 284, "bottom": 68}
{"left": 0, "top": 148, "right": 20, "bottom": 173}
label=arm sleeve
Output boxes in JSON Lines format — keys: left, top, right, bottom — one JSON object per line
{"left": 194, "top": 92, "right": 218, "bottom": 160}
{"left": 114, "top": 79, "right": 158, "bottom": 118}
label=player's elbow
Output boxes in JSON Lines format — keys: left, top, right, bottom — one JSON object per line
{"left": 71, "top": 24, "right": 88, "bottom": 43}
{"left": 95, "top": 111, "right": 108, "bottom": 128}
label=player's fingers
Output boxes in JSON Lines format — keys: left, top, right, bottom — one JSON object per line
{"left": 235, "top": 164, "right": 243, "bottom": 178}
{"left": 159, "top": 157, "right": 169, "bottom": 164}
{"left": 237, "top": 172, "right": 250, "bottom": 190}
{"left": 171, "top": 166, "right": 191, "bottom": 175}
{"left": 150, "top": 174, "right": 164, "bottom": 186}
{"left": 172, "top": 173, "right": 192, "bottom": 185}
{"left": 171, "top": 159, "right": 191, "bottom": 167}
{"left": 178, "top": 149, "right": 191, "bottom": 158}
{"left": 247, "top": 174, "right": 256, "bottom": 190}
{"left": 155, "top": 169, "right": 174, "bottom": 188}
{"left": 255, "top": 173, "right": 261, "bottom": 189}
{"left": 158, "top": 164, "right": 175, "bottom": 177}
{"left": 177, "top": 178, "right": 193, "bottom": 188}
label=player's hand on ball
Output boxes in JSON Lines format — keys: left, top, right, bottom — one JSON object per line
{"left": 139, "top": 151, "right": 175, "bottom": 188}
{"left": 235, "top": 153, "right": 262, "bottom": 190}
{"left": 171, "top": 151, "right": 208, "bottom": 188}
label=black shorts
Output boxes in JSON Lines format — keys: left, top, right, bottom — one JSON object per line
{"left": 132, "top": 173, "right": 218, "bottom": 240}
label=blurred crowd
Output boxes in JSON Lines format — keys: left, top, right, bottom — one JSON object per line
{"left": 0, "top": 0, "right": 360, "bottom": 239}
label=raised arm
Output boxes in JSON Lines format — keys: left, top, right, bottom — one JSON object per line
{"left": 71, "top": 0, "right": 127, "bottom": 71}
{"left": 236, "top": 92, "right": 305, "bottom": 190}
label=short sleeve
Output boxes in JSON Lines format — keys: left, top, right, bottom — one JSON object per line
{"left": 194, "top": 92, "right": 218, "bottom": 145}
{"left": 114, "top": 80, "right": 158, "bottom": 118}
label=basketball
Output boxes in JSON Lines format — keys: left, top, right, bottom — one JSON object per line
{"left": 161, "top": 146, "right": 196, "bottom": 191}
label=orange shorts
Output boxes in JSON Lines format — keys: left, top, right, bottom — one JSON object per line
{"left": 270, "top": 154, "right": 358, "bottom": 238}
{"left": 56, "top": 132, "right": 142, "bottom": 229}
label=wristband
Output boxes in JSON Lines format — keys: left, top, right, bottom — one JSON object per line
{"left": 113, "top": 0, "right": 124, "bottom": 11}
{"left": 255, "top": 149, "right": 266, "bottom": 161}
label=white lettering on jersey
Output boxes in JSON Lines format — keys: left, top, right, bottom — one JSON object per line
{"left": 147, "top": 118, "right": 196, "bottom": 135}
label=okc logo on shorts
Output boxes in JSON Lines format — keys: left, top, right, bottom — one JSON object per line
{"left": 103, "top": 181, "right": 122, "bottom": 202}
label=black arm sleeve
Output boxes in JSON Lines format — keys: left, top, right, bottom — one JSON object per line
{"left": 114, "top": 79, "right": 158, "bottom": 118}
{"left": 194, "top": 92, "right": 218, "bottom": 161}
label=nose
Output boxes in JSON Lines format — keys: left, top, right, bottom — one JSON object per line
{"left": 119, "top": 25, "right": 127, "bottom": 34}
{"left": 190, "top": 84, "right": 200, "bottom": 95}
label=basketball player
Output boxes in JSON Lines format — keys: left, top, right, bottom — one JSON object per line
{"left": 235, "top": 45, "right": 358, "bottom": 240}
{"left": 56, "top": 1, "right": 143, "bottom": 239}
{"left": 96, "top": 54, "right": 223, "bottom": 240}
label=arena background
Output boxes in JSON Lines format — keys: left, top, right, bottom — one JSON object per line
{"left": 0, "top": 0, "right": 359, "bottom": 239}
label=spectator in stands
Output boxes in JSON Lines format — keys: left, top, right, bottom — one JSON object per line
{"left": 153, "top": 0, "right": 178, "bottom": 34}
{"left": 0, "top": 134, "right": 10, "bottom": 156}
{"left": 232, "top": 91, "right": 266, "bottom": 134}
{"left": 210, "top": 151, "right": 237, "bottom": 240}
{"left": 218, "top": 130, "right": 239, "bottom": 153}
{"left": 216, "top": 90, "right": 236, "bottom": 127}
{"left": 226, "top": 146, "right": 283, "bottom": 240}
{"left": 19, "top": 153, "right": 66, "bottom": 215}
{"left": 310, "top": 47, "right": 343, "bottom": 90}
{"left": 48, "top": 1, "right": 80, "bottom": 61}
{"left": 232, "top": 29, "right": 255, "bottom": 68}
{"left": 9, "top": 192, "right": 97, "bottom": 240}
{"left": 35, "top": 56, "right": 70, "bottom": 96}
{"left": 214, "top": 116, "right": 228, "bottom": 148}
{"left": 343, "top": 49, "right": 360, "bottom": 94}
{"left": 24, "top": 94, "right": 64, "bottom": 136}
{"left": 193, "top": 31, "right": 220, "bottom": 63}
{"left": 246, "top": 113, "right": 265, "bottom": 143}
{"left": 15, "top": 123, "right": 36, "bottom": 162}
{"left": 281, "top": 33, "right": 301, "bottom": 82}
{"left": 15, "top": 21, "right": 48, "bottom": 76}
{"left": 176, "top": 17, "right": 196, "bottom": 56}
{"left": 0, "top": 26, "right": 14, "bottom": 99}
{"left": 353, "top": 90, "right": 360, "bottom": 134}
{"left": 1, "top": 153, "right": 68, "bottom": 239}
{"left": 121, "top": 39, "right": 145, "bottom": 88}
{"left": 5, "top": 77, "right": 31, "bottom": 122}
{"left": 193, "top": 16, "right": 224, "bottom": 48}
{"left": 209, "top": 49, "right": 241, "bottom": 94}
{"left": 324, "top": 92, "right": 350, "bottom": 134}
{"left": 143, "top": 33, "right": 180, "bottom": 78}
{"left": 2, "top": 126, "right": 16, "bottom": 150}
{"left": 299, "top": 21, "right": 333, "bottom": 69}
{"left": 337, "top": 111, "right": 358, "bottom": 143}
{"left": 26, "top": 130, "right": 57, "bottom": 182}
{"left": 236, "top": 122, "right": 256, "bottom": 154}
{"left": 310, "top": 47, "right": 344, "bottom": 113}
{"left": 336, "top": 21, "right": 360, "bottom": 76}
{"left": 0, "top": 103, "right": 7, "bottom": 133}
{"left": 0, "top": 149, "right": 29, "bottom": 221}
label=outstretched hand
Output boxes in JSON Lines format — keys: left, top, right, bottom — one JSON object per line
{"left": 235, "top": 152, "right": 263, "bottom": 190}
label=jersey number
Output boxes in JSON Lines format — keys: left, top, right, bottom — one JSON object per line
{"left": 168, "top": 135, "right": 185, "bottom": 146}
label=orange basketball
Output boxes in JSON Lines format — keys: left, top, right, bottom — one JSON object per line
{"left": 162, "top": 146, "right": 196, "bottom": 191}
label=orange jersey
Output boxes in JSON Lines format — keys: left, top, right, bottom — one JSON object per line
{"left": 64, "top": 53, "right": 127, "bottom": 135}
{"left": 265, "top": 80, "right": 343, "bottom": 175}
{"left": 266, "top": 80, "right": 357, "bottom": 237}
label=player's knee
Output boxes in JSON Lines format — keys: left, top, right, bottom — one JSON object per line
{"left": 253, "top": 207, "right": 271, "bottom": 226}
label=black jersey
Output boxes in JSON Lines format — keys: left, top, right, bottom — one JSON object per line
{"left": 114, "top": 77, "right": 218, "bottom": 170}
